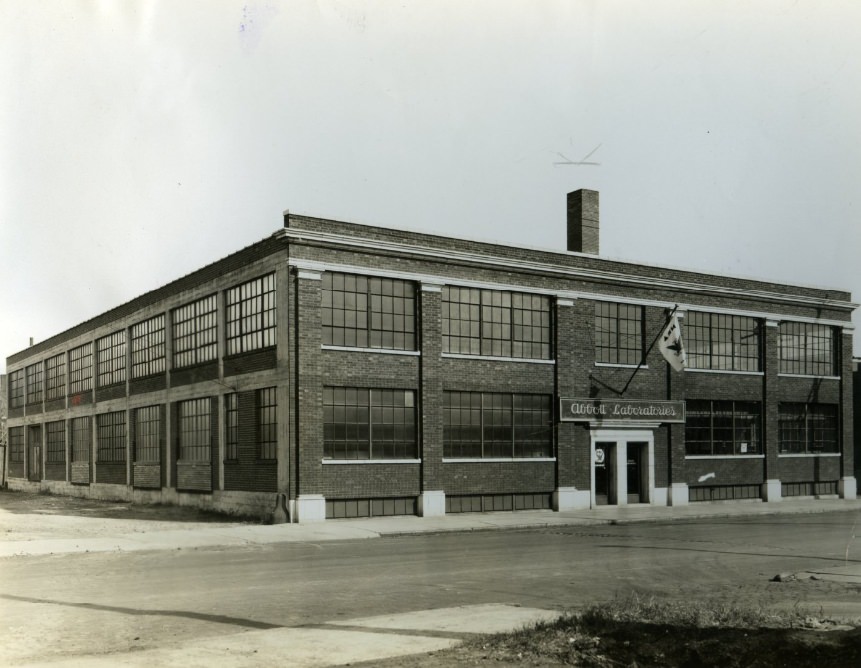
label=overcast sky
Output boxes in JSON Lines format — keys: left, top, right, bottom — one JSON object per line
{"left": 2, "top": 0, "right": 859, "bottom": 373}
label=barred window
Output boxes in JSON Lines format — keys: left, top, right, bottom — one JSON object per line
{"left": 686, "top": 312, "right": 760, "bottom": 372}
{"left": 258, "top": 387, "right": 277, "bottom": 460}
{"left": 71, "top": 417, "right": 91, "bottom": 462}
{"left": 322, "top": 273, "right": 416, "bottom": 350}
{"left": 97, "top": 411, "right": 127, "bottom": 463}
{"left": 225, "top": 393, "right": 238, "bottom": 460}
{"left": 226, "top": 274, "right": 276, "bottom": 355}
{"left": 9, "top": 369, "right": 25, "bottom": 408}
{"left": 779, "top": 323, "right": 836, "bottom": 376}
{"left": 444, "top": 391, "right": 553, "bottom": 458}
{"left": 595, "top": 302, "right": 643, "bottom": 365}
{"left": 442, "top": 287, "right": 551, "bottom": 359}
{"left": 172, "top": 295, "right": 217, "bottom": 368}
{"left": 134, "top": 406, "right": 161, "bottom": 463}
{"left": 178, "top": 398, "right": 211, "bottom": 462}
{"left": 46, "top": 421, "right": 65, "bottom": 463}
{"left": 96, "top": 331, "right": 127, "bottom": 387}
{"left": 9, "top": 427, "right": 25, "bottom": 462}
{"left": 131, "top": 315, "right": 166, "bottom": 379}
{"left": 26, "top": 362, "right": 43, "bottom": 404}
{"left": 779, "top": 403, "right": 838, "bottom": 454}
{"left": 69, "top": 343, "right": 93, "bottom": 395}
{"left": 323, "top": 387, "right": 416, "bottom": 459}
{"left": 45, "top": 353, "right": 66, "bottom": 400}
{"left": 685, "top": 400, "right": 761, "bottom": 456}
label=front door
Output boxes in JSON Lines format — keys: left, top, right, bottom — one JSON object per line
{"left": 594, "top": 442, "right": 615, "bottom": 505}
{"left": 626, "top": 443, "right": 644, "bottom": 504}
{"left": 28, "top": 425, "right": 42, "bottom": 482}
{"left": 590, "top": 430, "right": 655, "bottom": 508}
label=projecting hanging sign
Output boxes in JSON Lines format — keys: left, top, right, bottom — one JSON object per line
{"left": 559, "top": 398, "right": 686, "bottom": 423}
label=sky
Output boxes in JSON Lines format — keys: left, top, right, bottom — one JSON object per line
{"left": 1, "top": 0, "right": 860, "bottom": 374}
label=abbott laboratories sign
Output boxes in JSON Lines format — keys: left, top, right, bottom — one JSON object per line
{"left": 560, "top": 398, "right": 686, "bottom": 423}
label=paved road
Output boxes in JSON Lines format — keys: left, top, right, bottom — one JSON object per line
{"left": 1, "top": 510, "right": 859, "bottom": 666}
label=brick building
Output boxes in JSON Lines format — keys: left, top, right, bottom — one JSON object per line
{"left": 4, "top": 190, "right": 857, "bottom": 521}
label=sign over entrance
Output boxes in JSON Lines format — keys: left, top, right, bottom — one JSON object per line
{"left": 559, "top": 398, "right": 685, "bottom": 423}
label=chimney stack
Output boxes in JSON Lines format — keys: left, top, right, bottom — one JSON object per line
{"left": 567, "top": 189, "right": 599, "bottom": 254}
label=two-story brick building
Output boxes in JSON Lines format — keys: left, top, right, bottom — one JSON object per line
{"left": 4, "top": 190, "right": 856, "bottom": 521}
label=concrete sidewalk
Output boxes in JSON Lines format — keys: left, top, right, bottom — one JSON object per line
{"left": 1, "top": 496, "right": 859, "bottom": 558}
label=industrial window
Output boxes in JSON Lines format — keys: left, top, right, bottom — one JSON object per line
{"left": 686, "top": 312, "right": 760, "bottom": 372}
{"left": 779, "top": 403, "right": 839, "bottom": 454}
{"left": 131, "top": 315, "right": 166, "bottom": 379}
{"left": 134, "top": 406, "right": 161, "bottom": 463}
{"left": 258, "top": 387, "right": 277, "bottom": 460}
{"left": 96, "top": 331, "right": 127, "bottom": 387}
{"left": 172, "top": 295, "right": 217, "bottom": 368}
{"left": 45, "top": 353, "right": 66, "bottom": 400}
{"left": 68, "top": 343, "right": 93, "bottom": 395}
{"left": 26, "top": 362, "right": 43, "bottom": 405}
{"left": 71, "top": 417, "right": 91, "bottom": 462}
{"left": 9, "top": 427, "right": 24, "bottom": 462}
{"left": 442, "top": 286, "right": 551, "bottom": 359}
{"left": 9, "top": 369, "right": 25, "bottom": 408}
{"left": 225, "top": 393, "right": 238, "bottom": 460}
{"left": 595, "top": 302, "right": 643, "bottom": 365}
{"left": 178, "top": 398, "right": 211, "bottom": 462}
{"left": 443, "top": 391, "right": 553, "bottom": 458}
{"left": 778, "top": 322, "right": 836, "bottom": 376}
{"left": 46, "top": 421, "right": 65, "bottom": 463}
{"left": 323, "top": 387, "right": 416, "bottom": 459}
{"left": 322, "top": 273, "right": 416, "bottom": 350}
{"left": 97, "top": 411, "right": 127, "bottom": 463}
{"left": 685, "top": 400, "right": 761, "bottom": 456}
{"left": 226, "top": 273, "right": 276, "bottom": 355}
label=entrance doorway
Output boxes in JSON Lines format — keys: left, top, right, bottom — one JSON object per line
{"left": 28, "top": 425, "right": 42, "bottom": 482}
{"left": 590, "top": 430, "right": 654, "bottom": 507}
{"left": 594, "top": 442, "right": 615, "bottom": 505}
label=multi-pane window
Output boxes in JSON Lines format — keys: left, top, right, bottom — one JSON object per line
{"left": 442, "top": 287, "right": 552, "bottom": 359}
{"left": 26, "top": 362, "right": 43, "bottom": 405}
{"left": 226, "top": 274, "right": 276, "bottom": 355}
{"left": 225, "top": 393, "right": 238, "bottom": 460}
{"left": 686, "top": 312, "right": 760, "bottom": 372}
{"left": 258, "top": 387, "right": 277, "bottom": 460}
{"left": 71, "top": 417, "right": 91, "bottom": 462}
{"left": 443, "top": 391, "right": 553, "bottom": 458}
{"left": 9, "top": 369, "right": 25, "bottom": 408}
{"left": 134, "top": 406, "right": 161, "bottom": 463}
{"left": 595, "top": 302, "right": 643, "bottom": 365}
{"left": 96, "top": 331, "right": 127, "bottom": 387}
{"left": 779, "top": 323, "right": 836, "bottom": 376}
{"left": 45, "top": 353, "right": 66, "bottom": 400}
{"left": 97, "top": 411, "right": 127, "bottom": 463}
{"left": 172, "top": 295, "right": 217, "bottom": 368}
{"left": 68, "top": 343, "right": 93, "bottom": 395}
{"left": 685, "top": 400, "right": 761, "bottom": 456}
{"left": 46, "top": 421, "right": 65, "bottom": 463}
{"left": 178, "top": 398, "right": 211, "bottom": 462}
{"left": 322, "top": 273, "right": 416, "bottom": 350}
{"left": 779, "top": 403, "right": 839, "bottom": 454}
{"left": 131, "top": 315, "right": 166, "bottom": 379}
{"left": 323, "top": 387, "right": 416, "bottom": 459}
{"left": 9, "top": 427, "right": 24, "bottom": 462}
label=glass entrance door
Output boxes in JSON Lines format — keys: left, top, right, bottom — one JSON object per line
{"left": 594, "top": 442, "right": 615, "bottom": 505}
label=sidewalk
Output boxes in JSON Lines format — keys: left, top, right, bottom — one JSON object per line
{"left": 1, "top": 494, "right": 859, "bottom": 558}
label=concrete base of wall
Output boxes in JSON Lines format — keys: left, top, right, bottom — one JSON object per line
{"left": 839, "top": 476, "right": 857, "bottom": 500}
{"left": 418, "top": 490, "right": 446, "bottom": 517}
{"left": 762, "top": 479, "right": 782, "bottom": 502}
{"left": 668, "top": 483, "right": 689, "bottom": 506}
{"left": 652, "top": 487, "right": 668, "bottom": 506}
{"left": 553, "top": 487, "right": 591, "bottom": 510}
{"left": 296, "top": 494, "right": 327, "bottom": 523}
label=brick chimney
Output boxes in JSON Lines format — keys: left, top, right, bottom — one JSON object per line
{"left": 567, "top": 189, "right": 599, "bottom": 254}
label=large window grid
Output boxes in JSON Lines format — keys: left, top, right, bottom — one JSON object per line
{"left": 779, "top": 403, "right": 839, "bottom": 454}
{"left": 323, "top": 387, "right": 416, "bottom": 460}
{"left": 779, "top": 322, "right": 836, "bottom": 376}
{"left": 172, "top": 296, "right": 217, "bottom": 368}
{"left": 96, "top": 331, "right": 127, "bottom": 387}
{"left": 225, "top": 394, "right": 238, "bottom": 460}
{"left": 226, "top": 274, "right": 276, "bottom": 355}
{"left": 595, "top": 302, "right": 643, "bottom": 365}
{"left": 686, "top": 312, "right": 760, "bottom": 372}
{"left": 9, "top": 427, "right": 24, "bottom": 462}
{"left": 9, "top": 369, "right": 25, "bottom": 408}
{"left": 178, "top": 398, "right": 211, "bottom": 462}
{"left": 46, "top": 421, "right": 65, "bottom": 463}
{"left": 97, "top": 411, "right": 127, "bottom": 463}
{"left": 322, "top": 273, "right": 416, "bottom": 350}
{"left": 442, "top": 287, "right": 551, "bottom": 359}
{"left": 134, "top": 406, "right": 161, "bottom": 463}
{"left": 45, "top": 353, "right": 66, "bottom": 400}
{"left": 444, "top": 391, "right": 553, "bottom": 459}
{"left": 685, "top": 400, "right": 761, "bottom": 456}
{"left": 68, "top": 343, "right": 93, "bottom": 395}
{"left": 26, "top": 363, "right": 43, "bottom": 405}
{"left": 71, "top": 417, "right": 91, "bottom": 462}
{"left": 131, "top": 315, "right": 166, "bottom": 379}
{"left": 258, "top": 387, "right": 277, "bottom": 460}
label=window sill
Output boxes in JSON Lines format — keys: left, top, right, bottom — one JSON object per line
{"left": 777, "top": 373, "right": 840, "bottom": 380}
{"left": 685, "top": 455, "right": 764, "bottom": 460}
{"left": 322, "top": 345, "right": 420, "bottom": 356}
{"left": 322, "top": 458, "right": 421, "bottom": 464}
{"left": 442, "top": 457, "right": 556, "bottom": 463}
{"left": 777, "top": 453, "right": 841, "bottom": 458}
{"left": 442, "top": 353, "right": 555, "bottom": 364}
{"left": 685, "top": 368, "right": 763, "bottom": 376}
{"left": 594, "top": 362, "right": 646, "bottom": 369}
